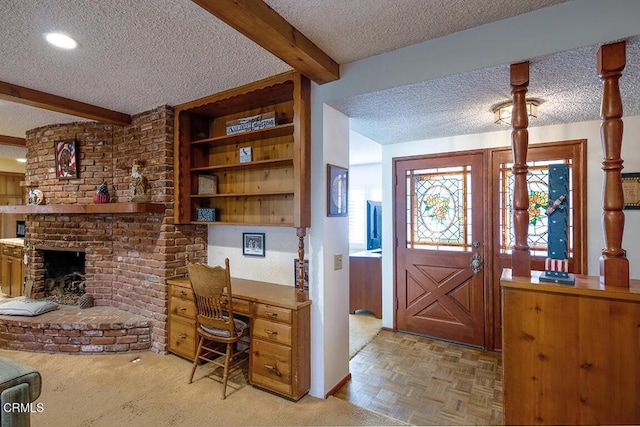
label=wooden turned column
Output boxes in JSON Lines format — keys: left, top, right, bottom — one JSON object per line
{"left": 296, "top": 227, "right": 308, "bottom": 302}
{"left": 598, "top": 41, "right": 629, "bottom": 287}
{"left": 510, "top": 61, "right": 531, "bottom": 277}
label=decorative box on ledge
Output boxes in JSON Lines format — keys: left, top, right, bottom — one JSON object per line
{"left": 196, "top": 208, "right": 217, "bottom": 222}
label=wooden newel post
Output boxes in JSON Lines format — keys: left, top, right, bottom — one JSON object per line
{"left": 510, "top": 61, "right": 531, "bottom": 277}
{"left": 598, "top": 41, "right": 629, "bottom": 287}
{"left": 296, "top": 227, "right": 308, "bottom": 302}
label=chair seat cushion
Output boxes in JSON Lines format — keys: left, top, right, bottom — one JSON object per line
{"left": 201, "top": 318, "right": 248, "bottom": 338}
{"left": 0, "top": 298, "right": 59, "bottom": 316}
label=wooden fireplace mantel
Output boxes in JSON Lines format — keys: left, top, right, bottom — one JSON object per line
{"left": 0, "top": 202, "right": 165, "bottom": 215}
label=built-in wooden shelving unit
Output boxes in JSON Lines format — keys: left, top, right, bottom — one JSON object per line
{"left": 173, "top": 71, "right": 310, "bottom": 227}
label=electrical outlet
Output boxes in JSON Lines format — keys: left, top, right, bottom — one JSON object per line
{"left": 334, "top": 253, "right": 343, "bottom": 270}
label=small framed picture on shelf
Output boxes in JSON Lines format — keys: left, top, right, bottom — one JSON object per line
{"left": 55, "top": 139, "right": 78, "bottom": 179}
{"left": 239, "top": 146, "right": 252, "bottom": 163}
{"left": 327, "top": 163, "right": 348, "bottom": 217}
{"left": 243, "top": 232, "right": 265, "bottom": 257}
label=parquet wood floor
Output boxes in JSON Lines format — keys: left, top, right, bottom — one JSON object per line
{"left": 335, "top": 330, "right": 503, "bottom": 426}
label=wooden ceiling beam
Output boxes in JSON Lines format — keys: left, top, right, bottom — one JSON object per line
{"left": 0, "top": 81, "right": 131, "bottom": 126}
{"left": 192, "top": 0, "right": 340, "bottom": 84}
{"left": 0, "top": 135, "right": 26, "bottom": 147}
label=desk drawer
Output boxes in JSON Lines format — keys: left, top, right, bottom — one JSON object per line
{"left": 170, "top": 285, "right": 193, "bottom": 301}
{"left": 170, "top": 296, "right": 196, "bottom": 319}
{"left": 251, "top": 339, "right": 292, "bottom": 396}
{"left": 169, "top": 316, "right": 196, "bottom": 360}
{"left": 232, "top": 298, "right": 250, "bottom": 315}
{"left": 2, "top": 246, "right": 21, "bottom": 257}
{"left": 254, "top": 304, "right": 292, "bottom": 324}
{"left": 253, "top": 318, "right": 292, "bottom": 346}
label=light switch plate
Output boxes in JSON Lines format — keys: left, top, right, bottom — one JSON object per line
{"left": 334, "top": 253, "right": 343, "bottom": 270}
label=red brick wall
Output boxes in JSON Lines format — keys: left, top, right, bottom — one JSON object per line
{"left": 24, "top": 106, "right": 207, "bottom": 353}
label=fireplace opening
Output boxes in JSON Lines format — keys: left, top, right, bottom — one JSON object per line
{"left": 42, "top": 250, "right": 86, "bottom": 306}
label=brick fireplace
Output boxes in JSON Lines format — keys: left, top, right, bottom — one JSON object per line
{"left": 19, "top": 106, "right": 207, "bottom": 353}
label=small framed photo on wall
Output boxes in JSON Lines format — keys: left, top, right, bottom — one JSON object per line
{"left": 622, "top": 172, "right": 640, "bottom": 209}
{"left": 243, "top": 233, "right": 265, "bottom": 257}
{"left": 327, "top": 164, "right": 348, "bottom": 217}
{"left": 55, "top": 139, "right": 78, "bottom": 179}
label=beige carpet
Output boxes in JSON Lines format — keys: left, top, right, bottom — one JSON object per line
{"left": 0, "top": 348, "right": 403, "bottom": 427}
{"left": 349, "top": 312, "right": 382, "bottom": 359}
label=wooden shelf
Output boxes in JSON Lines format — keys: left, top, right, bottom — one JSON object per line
{"left": 190, "top": 220, "right": 294, "bottom": 227}
{"left": 191, "top": 158, "right": 293, "bottom": 173}
{"left": 191, "top": 124, "right": 294, "bottom": 147}
{"left": 0, "top": 202, "right": 165, "bottom": 215}
{"left": 191, "top": 191, "right": 294, "bottom": 198}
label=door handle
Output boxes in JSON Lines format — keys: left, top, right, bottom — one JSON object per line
{"left": 470, "top": 252, "right": 484, "bottom": 275}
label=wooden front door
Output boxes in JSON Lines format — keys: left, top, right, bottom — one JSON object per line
{"left": 394, "top": 151, "right": 486, "bottom": 347}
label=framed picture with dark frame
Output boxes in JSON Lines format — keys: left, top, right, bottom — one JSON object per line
{"left": 242, "top": 232, "right": 265, "bottom": 257}
{"left": 55, "top": 139, "right": 78, "bottom": 179}
{"left": 622, "top": 172, "right": 640, "bottom": 209}
{"left": 327, "top": 163, "right": 348, "bottom": 217}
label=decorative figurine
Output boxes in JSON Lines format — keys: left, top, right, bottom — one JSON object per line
{"left": 28, "top": 188, "right": 44, "bottom": 205}
{"left": 93, "top": 181, "right": 110, "bottom": 204}
{"left": 130, "top": 160, "right": 149, "bottom": 202}
{"left": 539, "top": 164, "right": 575, "bottom": 285}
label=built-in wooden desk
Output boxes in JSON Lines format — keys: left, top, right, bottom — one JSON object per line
{"left": 167, "top": 276, "right": 311, "bottom": 400}
{"left": 501, "top": 269, "right": 640, "bottom": 425}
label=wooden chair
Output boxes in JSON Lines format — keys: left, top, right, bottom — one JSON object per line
{"left": 187, "top": 258, "right": 249, "bottom": 399}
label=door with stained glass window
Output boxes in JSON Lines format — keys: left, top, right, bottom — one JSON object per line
{"left": 394, "top": 152, "right": 485, "bottom": 347}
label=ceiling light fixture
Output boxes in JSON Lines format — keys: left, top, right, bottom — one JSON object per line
{"left": 44, "top": 32, "right": 78, "bottom": 50}
{"left": 493, "top": 99, "right": 539, "bottom": 125}
{"left": 16, "top": 158, "right": 27, "bottom": 163}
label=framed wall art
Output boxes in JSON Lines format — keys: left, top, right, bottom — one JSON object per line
{"left": 327, "top": 163, "right": 348, "bottom": 217}
{"left": 242, "top": 232, "right": 265, "bottom": 257}
{"left": 294, "top": 258, "right": 309, "bottom": 290}
{"left": 622, "top": 172, "right": 640, "bottom": 209}
{"left": 55, "top": 139, "right": 78, "bottom": 179}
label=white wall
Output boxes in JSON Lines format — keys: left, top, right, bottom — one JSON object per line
{"left": 379, "top": 116, "right": 640, "bottom": 327}
{"left": 348, "top": 163, "right": 382, "bottom": 253}
{"left": 208, "top": 226, "right": 302, "bottom": 286}
{"left": 313, "top": 104, "right": 350, "bottom": 397}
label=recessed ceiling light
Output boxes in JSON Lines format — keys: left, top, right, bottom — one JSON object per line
{"left": 44, "top": 32, "right": 77, "bottom": 49}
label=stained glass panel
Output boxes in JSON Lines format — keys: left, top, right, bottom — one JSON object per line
{"left": 406, "top": 166, "right": 471, "bottom": 251}
{"left": 499, "top": 160, "right": 573, "bottom": 256}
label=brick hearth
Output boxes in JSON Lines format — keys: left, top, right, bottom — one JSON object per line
{"left": 19, "top": 106, "right": 207, "bottom": 354}
{"left": 0, "top": 305, "right": 151, "bottom": 353}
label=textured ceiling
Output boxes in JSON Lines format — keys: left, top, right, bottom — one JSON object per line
{"left": 0, "top": 0, "right": 607, "bottom": 161}
{"left": 264, "top": 0, "right": 567, "bottom": 64}
{"left": 332, "top": 37, "right": 640, "bottom": 144}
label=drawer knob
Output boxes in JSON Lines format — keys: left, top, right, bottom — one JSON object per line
{"left": 264, "top": 364, "right": 281, "bottom": 377}
{"left": 264, "top": 311, "right": 278, "bottom": 318}
{"left": 179, "top": 291, "right": 188, "bottom": 296}
{"left": 177, "top": 334, "right": 187, "bottom": 340}
{"left": 264, "top": 329, "right": 277, "bottom": 336}
{"left": 178, "top": 307, "right": 187, "bottom": 311}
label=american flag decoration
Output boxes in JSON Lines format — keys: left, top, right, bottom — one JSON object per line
{"left": 93, "top": 181, "right": 110, "bottom": 204}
